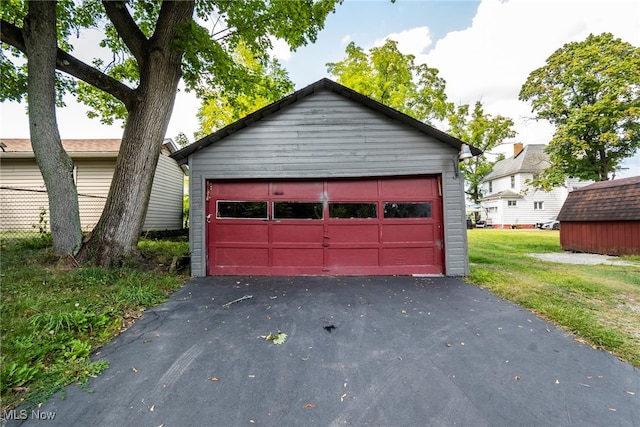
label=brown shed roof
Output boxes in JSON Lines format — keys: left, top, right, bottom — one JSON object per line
{"left": 557, "top": 176, "right": 640, "bottom": 222}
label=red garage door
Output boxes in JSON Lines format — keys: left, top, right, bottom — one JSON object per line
{"left": 205, "top": 176, "right": 444, "bottom": 275}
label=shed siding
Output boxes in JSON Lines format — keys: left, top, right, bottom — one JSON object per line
{"left": 561, "top": 222, "right": 640, "bottom": 256}
{"left": 143, "top": 155, "right": 185, "bottom": 231}
{"left": 188, "top": 91, "right": 468, "bottom": 277}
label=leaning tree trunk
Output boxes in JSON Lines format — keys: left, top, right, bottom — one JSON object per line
{"left": 23, "top": 1, "right": 83, "bottom": 255}
{"left": 78, "top": 1, "right": 193, "bottom": 267}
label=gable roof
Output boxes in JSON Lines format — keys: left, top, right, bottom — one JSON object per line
{"left": 170, "top": 78, "right": 481, "bottom": 164}
{"left": 557, "top": 176, "right": 640, "bottom": 222}
{"left": 482, "top": 144, "right": 549, "bottom": 182}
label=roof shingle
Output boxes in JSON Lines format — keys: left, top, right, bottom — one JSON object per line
{"left": 557, "top": 176, "right": 640, "bottom": 222}
{"left": 0, "top": 138, "right": 122, "bottom": 152}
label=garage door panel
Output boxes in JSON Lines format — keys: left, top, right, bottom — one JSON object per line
{"left": 380, "top": 177, "right": 437, "bottom": 198}
{"left": 215, "top": 248, "right": 269, "bottom": 267}
{"left": 271, "top": 181, "right": 324, "bottom": 198}
{"left": 272, "top": 248, "right": 324, "bottom": 267}
{"left": 382, "top": 247, "right": 434, "bottom": 266}
{"left": 327, "top": 224, "right": 379, "bottom": 243}
{"left": 328, "top": 248, "right": 379, "bottom": 267}
{"left": 271, "top": 224, "right": 324, "bottom": 243}
{"left": 214, "top": 224, "right": 269, "bottom": 243}
{"left": 327, "top": 180, "right": 378, "bottom": 199}
{"left": 381, "top": 224, "right": 434, "bottom": 243}
{"left": 211, "top": 182, "right": 269, "bottom": 198}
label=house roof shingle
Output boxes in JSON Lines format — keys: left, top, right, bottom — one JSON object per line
{"left": 0, "top": 138, "right": 179, "bottom": 156}
{"left": 0, "top": 138, "right": 122, "bottom": 153}
{"left": 482, "top": 144, "right": 550, "bottom": 182}
{"left": 170, "top": 78, "right": 482, "bottom": 164}
{"left": 557, "top": 176, "right": 640, "bottom": 222}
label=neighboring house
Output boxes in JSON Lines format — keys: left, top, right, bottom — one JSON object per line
{"left": 0, "top": 138, "right": 185, "bottom": 232}
{"left": 557, "top": 176, "right": 640, "bottom": 256}
{"left": 480, "top": 143, "right": 588, "bottom": 229}
{"left": 171, "top": 78, "right": 481, "bottom": 277}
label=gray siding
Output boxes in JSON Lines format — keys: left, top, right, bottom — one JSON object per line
{"left": 143, "top": 155, "right": 185, "bottom": 231}
{"left": 188, "top": 90, "right": 469, "bottom": 277}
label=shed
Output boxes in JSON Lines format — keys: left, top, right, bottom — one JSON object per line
{"left": 171, "top": 78, "right": 480, "bottom": 276}
{"left": 0, "top": 138, "right": 185, "bottom": 233}
{"left": 557, "top": 176, "right": 640, "bottom": 255}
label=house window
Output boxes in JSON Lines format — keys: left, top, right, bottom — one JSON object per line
{"left": 507, "top": 200, "right": 517, "bottom": 207}
{"left": 488, "top": 181, "right": 493, "bottom": 193}
{"left": 534, "top": 201, "right": 544, "bottom": 210}
{"left": 510, "top": 176, "right": 515, "bottom": 189}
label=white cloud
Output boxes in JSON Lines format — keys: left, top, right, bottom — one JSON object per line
{"left": 340, "top": 34, "right": 352, "bottom": 45}
{"left": 422, "top": 0, "right": 640, "bottom": 151}
{"left": 268, "top": 37, "right": 292, "bottom": 62}
{"left": 373, "top": 26, "right": 433, "bottom": 64}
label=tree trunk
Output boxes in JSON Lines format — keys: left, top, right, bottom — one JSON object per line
{"left": 78, "top": 1, "right": 193, "bottom": 267}
{"left": 23, "top": 1, "right": 82, "bottom": 255}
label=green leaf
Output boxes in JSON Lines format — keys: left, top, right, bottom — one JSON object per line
{"left": 265, "top": 331, "right": 288, "bottom": 345}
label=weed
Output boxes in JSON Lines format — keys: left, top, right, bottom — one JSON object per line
{"left": 0, "top": 237, "right": 187, "bottom": 410}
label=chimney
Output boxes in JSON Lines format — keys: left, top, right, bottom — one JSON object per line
{"left": 513, "top": 142, "right": 524, "bottom": 157}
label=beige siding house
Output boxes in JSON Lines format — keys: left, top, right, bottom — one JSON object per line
{"left": 0, "top": 138, "right": 185, "bottom": 232}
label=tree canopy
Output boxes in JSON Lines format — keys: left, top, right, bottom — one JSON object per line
{"left": 447, "top": 102, "right": 515, "bottom": 203}
{"left": 327, "top": 39, "right": 451, "bottom": 125}
{"left": 1, "top": 0, "right": 340, "bottom": 264}
{"left": 519, "top": 32, "right": 640, "bottom": 185}
{"left": 196, "top": 42, "right": 293, "bottom": 139}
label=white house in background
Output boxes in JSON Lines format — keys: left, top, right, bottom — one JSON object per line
{"left": 479, "top": 143, "right": 588, "bottom": 229}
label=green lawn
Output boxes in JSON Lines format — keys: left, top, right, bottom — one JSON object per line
{"left": 466, "top": 229, "right": 640, "bottom": 367}
{"left": 0, "top": 235, "right": 189, "bottom": 410}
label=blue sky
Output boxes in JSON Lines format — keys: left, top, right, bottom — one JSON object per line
{"left": 1, "top": 0, "right": 639, "bottom": 176}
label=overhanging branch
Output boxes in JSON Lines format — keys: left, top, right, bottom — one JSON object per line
{"left": 102, "top": 1, "right": 148, "bottom": 64}
{"left": 1, "top": 19, "right": 135, "bottom": 109}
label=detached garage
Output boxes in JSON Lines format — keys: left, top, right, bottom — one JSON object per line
{"left": 171, "top": 78, "right": 480, "bottom": 276}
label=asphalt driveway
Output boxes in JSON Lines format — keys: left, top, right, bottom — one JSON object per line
{"left": 6, "top": 276, "right": 639, "bottom": 426}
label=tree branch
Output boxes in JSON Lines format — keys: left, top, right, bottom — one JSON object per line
{"left": 2, "top": 18, "right": 135, "bottom": 109}
{"left": 1, "top": 19, "right": 26, "bottom": 52}
{"left": 56, "top": 50, "right": 135, "bottom": 108}
{"left": 102, "top": 1, "right": 148, "bottom": 64}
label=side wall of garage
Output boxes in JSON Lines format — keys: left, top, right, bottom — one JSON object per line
{"left": 187, "top": 90, "right": 468, "bottom": 276}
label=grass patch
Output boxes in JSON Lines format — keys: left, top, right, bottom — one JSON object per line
{"left": 466, "top": 229, "right": 640, "bottom": 367}
{"left": 0, "top": 235, "right": 189, "bottom": 410}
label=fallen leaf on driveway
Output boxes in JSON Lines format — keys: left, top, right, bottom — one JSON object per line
{"left": 303, "top": 403, "right": 316, "bottom": 409}
{"left": 210, "top": 377, "right": 219, "bottom": 382}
